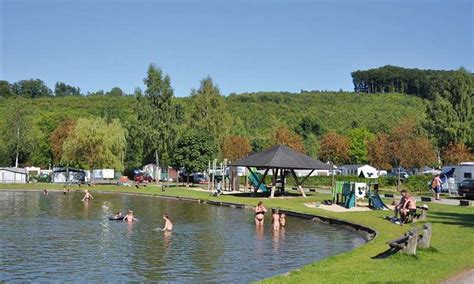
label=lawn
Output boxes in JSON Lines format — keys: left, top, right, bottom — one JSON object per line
{"left": 1, "top": 183, "right": 473, "bottom": 283}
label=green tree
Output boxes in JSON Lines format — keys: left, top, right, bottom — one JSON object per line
{"left": 172, "top": 131, "right": 217, "bottom": 185}
{"left": 61, "top": 117, "right": 126, "bottom": 171}
{"left": 425, "top": 69, "right": 473, "bottom": 148}
{"left": 348, "top": 128, "right": 374, "bottom": 164}
{"left": 107, "top": 87, "right": 125, "bottom": 97}
{"left": 1, "top": 99, "right": 36, "bottom": 167}
{"left": 138, "top": 64, "right": 178, "bottom": 167}
{"left": 11, "top": 79, "right": 52, "bottom": 98}
{"left": 189, "top": 77, "right": 231, "bottom": 154}
{"left": 0, "top": 80, "right": 13, "bottom": 98}
{"left": 296, "top": 116, "right": 323, "bottom": 138}
{"left": 54, "top": 82, "right": 81, "bottom": 96}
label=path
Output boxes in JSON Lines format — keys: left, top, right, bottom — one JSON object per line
{"left": 441, "top": 268, "right": 474, "bottom": 284}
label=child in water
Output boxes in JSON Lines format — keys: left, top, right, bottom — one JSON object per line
{"left": 279, "top": 213, "right": 286, "bottom": 228}
{"left": 162, "top": 214, "right": 173, "bottom": 231}
{"left": 114, "top": 211, "right": 123, "bottom": 219}
{"left": 272, "top": 209, "right": 280, "bottom": 231}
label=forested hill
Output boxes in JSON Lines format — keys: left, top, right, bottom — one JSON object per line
{"left": 0, "top": 91, "right": 427, "bottom": 167}
{"left": 225, "top": 91, "right": 425, "bottom": 136}
{"left": 0, "top": 91, "right": 426, "bottom": 137}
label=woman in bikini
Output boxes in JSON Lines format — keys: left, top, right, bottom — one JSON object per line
{"left": 254, "top": 201, "right": 267, "bottom": 226}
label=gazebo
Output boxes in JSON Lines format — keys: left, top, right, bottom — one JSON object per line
{"left": 231, "top": 144, "right": 333, "bottom": 198}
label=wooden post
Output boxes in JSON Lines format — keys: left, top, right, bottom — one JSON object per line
{"left": 270, "top": 168, "right": 277, "bottom": 198}
{"left": 417, "top": 223, "right": 432, "bottom": 249}
{"left": 231, "top": 166, "right": 239, "bottom": 192}
{"left": 207, "top": 161, "right": 211, "bottom": 193}
{"left": 402, "top": 229, "right": 418, "bottom": 255}
{"left": 290, "top": 169, "right": 307, "bottom": 197}
{"left": 280, "top": 169, "right": 286, "bottom": 194}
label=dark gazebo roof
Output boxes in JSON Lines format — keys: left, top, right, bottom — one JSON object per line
{"left": 231, "top": 144, "right": 332, "bottom": 170}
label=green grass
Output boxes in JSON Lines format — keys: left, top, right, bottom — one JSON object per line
{"left": 0, "top": 183, "right": 473, "bottom": 283}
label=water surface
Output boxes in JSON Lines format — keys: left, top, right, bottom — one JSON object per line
{"left": 0, "top": 191, "right": 365, "bottom": 282}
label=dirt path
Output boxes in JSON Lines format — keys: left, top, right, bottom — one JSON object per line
{"left": 440, "top": 268, "right": 474, "bottom": 284}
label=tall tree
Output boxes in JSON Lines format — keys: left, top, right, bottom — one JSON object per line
{"left": 54, "top": 82, "right": 81, "bottom": 96}
{"left": 348, "top": 128, "right": 374, "bottom": 164}
{"left": 1, "top": 99, "right": 36, "bottom": 167}
{"left": 318, "top": 132, "right": 350, "bottom": 164}
{"left": 49, "top": 119, "right": 77, "bottom": 165}
{"left": 0, "top": 80, "right": 13, "bottom": 98}
{"left": 107, "top": 87, "right": 125, "bottom": 97}
{"left": 172, "top": 131, "right": 217, "bottom": 185}
{"left": 367, "top": 132, "right": 391, "bottom": 169}
{"left": 425, "top": 69, "right": 473, "bottom": 148}
{"left": 222, "top": 136, "right": 252, "bottom": 161}
{"left": 61, "top": 117, "right": 126, "bottom": 171}
{"left": 11, "top": 79, "right": 52, "bottom": 98}
{"left": 272, "top": 127, "right": 305, "bottom": 153}
{"left": 442, "top": 143, "right": 473, "bottom": 165}
{"left": 139, "top": 64, "right": 178, "bottom": 167}
{"left": 189, "top": 77, "right": 230, "bottom": 153}
{"left": 388, "top": 118, "right": 436, "bottom": 169}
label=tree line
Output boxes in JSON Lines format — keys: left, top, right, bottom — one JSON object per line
{"left": 0, "top": 64, "right": 472, "bottom": 177}
{"left": 0, "top": 79, "right": 127, "bottom": 98}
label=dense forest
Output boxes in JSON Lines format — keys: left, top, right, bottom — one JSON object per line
{"left": 0, "top": 65, "right": 472, "bottom": 175}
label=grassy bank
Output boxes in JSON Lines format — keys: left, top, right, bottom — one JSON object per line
{"left": 1, "top": 184, "right": 473, "bottom": 283}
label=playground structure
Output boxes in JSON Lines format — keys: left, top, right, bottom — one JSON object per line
{"left": 332, "top": 181, "right": 389, "bottom": 210}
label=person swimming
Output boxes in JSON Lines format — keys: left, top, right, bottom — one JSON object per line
{"left": 123, "top": 209, "right": 138, "bottom": 222}
{"left": 114, "top": 211, "right": 123, "bottom": 219}
{"left": 81, "top": 189, "right": 93, "bottom": 202}
{"left": 272, "top": 209, "right": 280, "bottom": 231}
{"left": 254, "top": 201, "right": 267, "bottom": 226}
{"left": 43, "top": 189, "right": 48, "bottom": 196}
{"left": 162, "top": 214, "right": 173, "bottom": 231}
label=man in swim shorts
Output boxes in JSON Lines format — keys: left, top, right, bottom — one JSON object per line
{"left": 431, "top": 174, "right": 442, "bottom": 200}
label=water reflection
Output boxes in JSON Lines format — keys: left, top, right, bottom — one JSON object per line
{"left": 0, "top": 191, "right": 366, "bottom": 283}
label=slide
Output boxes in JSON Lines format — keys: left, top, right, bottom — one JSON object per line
{"left": 369, "top": 192, "right": 389, "bottom": 210}
{"left": 345, "top": 191, "right": 356, "bottom": 209}
{"left": 248, "top": 171, "right": 268, "bottom": 193}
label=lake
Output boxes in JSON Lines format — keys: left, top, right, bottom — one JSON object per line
{"left": 0, "top": 191, "right": 365, "bottom": 282}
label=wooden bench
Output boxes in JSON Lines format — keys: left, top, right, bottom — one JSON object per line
{"left": 403, "top": 205, "right": 429, "bottom": 224}
{"left": 373, "top": 223, "right": 432, "bottom": 259}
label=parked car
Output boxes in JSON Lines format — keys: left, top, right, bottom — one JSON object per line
{"left": 134, "top": 172, "right": 155, "bottom": 183}
{"left": 457, "top": 179, "right": 474, "bottom": 198}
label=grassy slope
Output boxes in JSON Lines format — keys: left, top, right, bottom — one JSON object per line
{"left": 1, "top": 184, "right": 472, "bottom": 283}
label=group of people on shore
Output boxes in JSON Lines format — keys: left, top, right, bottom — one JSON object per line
{"left": 254, "top": 201, "right": 286, "bottom": 230}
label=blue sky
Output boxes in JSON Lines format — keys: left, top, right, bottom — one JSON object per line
{"left": 1, "top": 0, "right": 472, "bottom": 96}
